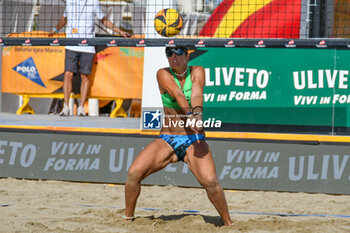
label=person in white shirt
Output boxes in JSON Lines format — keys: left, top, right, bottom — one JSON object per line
{"left": 49, "top": 0, "right": 130, "bottom": 116}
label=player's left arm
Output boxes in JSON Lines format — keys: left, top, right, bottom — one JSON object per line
{"left": 189, "top": 66, "right": 205, "bottom": 131}
{"left": 191, "top": 66, "right": 205, "bottom": 112}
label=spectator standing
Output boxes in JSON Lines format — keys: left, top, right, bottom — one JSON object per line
{"left": 49, "top": 0, "right": 130, "bottom": 116}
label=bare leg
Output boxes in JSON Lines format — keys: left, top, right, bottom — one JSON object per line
{"left": 63, "top": 71, "right": 74, "bottom": 106}
{"left": 80, "top": 73, "right": 90, "bottom": 106}
{"left": 125, "top": 139, "right": 177, "bottom": 218}
{"left": 124, "top": 173, "right": 141, "bottom": 218}
{"left": 185, "top": 141, "right": 233, "bottom": 226}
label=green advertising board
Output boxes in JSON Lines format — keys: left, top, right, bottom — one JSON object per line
{"left": 189, "top": 48, "right": 350, "bottom": 134}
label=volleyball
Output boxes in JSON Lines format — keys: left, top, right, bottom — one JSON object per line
{"left": 154, "top": 8, "right": 183, "bottom": 37}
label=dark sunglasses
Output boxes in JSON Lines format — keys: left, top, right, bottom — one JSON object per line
{"left": 165, "top": 48, "right": 186, "bottom": 57}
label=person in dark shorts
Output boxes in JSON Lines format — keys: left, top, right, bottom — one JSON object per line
{"left": 49, "top": 0, "right": 130, "bottom": 116}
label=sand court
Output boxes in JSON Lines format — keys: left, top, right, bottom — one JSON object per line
{"left": 1, "top": 177, "right": 350, "bottom": 233}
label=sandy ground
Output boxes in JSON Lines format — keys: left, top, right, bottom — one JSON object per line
{"left": 1, "top": 178, "right": 350, "bottom": 233}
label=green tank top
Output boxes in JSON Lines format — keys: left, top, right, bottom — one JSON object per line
{"left": 161, "top": 67, "right": 192, "bottom": 109}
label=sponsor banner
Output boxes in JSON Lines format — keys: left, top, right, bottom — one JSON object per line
{"left": 90, "top": 47, "right": 144, "bottom": 99}
{"left": 0, "top": 131, "right": 349, "bottom": 194}
{"left": 2, "top": 46, "right": 64, "bottom": 93}
{"left": 1, "top": 32, "right": 143, "bottom": 99}
{"left": 187, "top": 48, "right": 350, "bottom": 128}
{"left": 141, "top": 47, "right": 350, "bottom": 129}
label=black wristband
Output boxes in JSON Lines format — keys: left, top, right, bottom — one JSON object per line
{"left": 192, "top": 106, "right": 203, "bottom": 112}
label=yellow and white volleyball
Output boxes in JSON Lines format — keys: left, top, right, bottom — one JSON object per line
{"left": 154, "top": 8, "right": 183, "bottom": 37}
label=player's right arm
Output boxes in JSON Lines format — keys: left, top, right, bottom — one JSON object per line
{"left": 100, "top": 17, "right": 131, "bottom": 38}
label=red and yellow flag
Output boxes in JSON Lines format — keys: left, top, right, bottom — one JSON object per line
{"left": 199, "top": 0, "right": 301, "bottom": 38}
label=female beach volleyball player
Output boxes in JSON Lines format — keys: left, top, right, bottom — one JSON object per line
{"left": 124, "top": 47, "right": 233, "bottom": 226}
